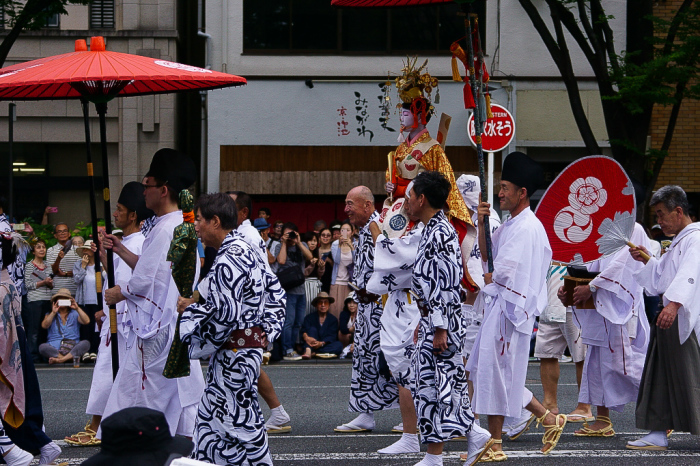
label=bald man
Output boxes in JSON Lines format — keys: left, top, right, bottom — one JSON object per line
{"left": 335, "top": 186, "right": 399, "bottom": 432}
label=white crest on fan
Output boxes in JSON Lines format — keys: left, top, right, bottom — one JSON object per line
{"left": 553, "top": 206, "right": 593, "bottom": 244}
{"left": 568, "top": 176, "right": 607, "bottom": 216}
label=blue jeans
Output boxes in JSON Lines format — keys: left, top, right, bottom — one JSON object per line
{"left": 283, "top": 293, "right": 306, "bottom": 354}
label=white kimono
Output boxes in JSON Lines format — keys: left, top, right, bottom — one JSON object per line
{"left": 367, "top": 224, "right": 423, "bottom": 386}
{"left": 100, "top": 211, "right": 205, "bottom": 437}
{"left": 635, "top": 222, "right": 700, "bottom": 346}
{"left": 86, "top": 231, "right": 144, "bottom": 416}
{"left": 467, "top": 208, "right": 551, "bottom": 417}
{"left": 574, "top": 223, "right": 650, "bottom": 411}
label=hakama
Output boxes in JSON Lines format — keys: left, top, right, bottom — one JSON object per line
{"left": 634, "top": 222, "right": 700, "bottom": 434}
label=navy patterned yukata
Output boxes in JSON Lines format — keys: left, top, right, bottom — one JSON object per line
{"left": 0, "top": 215, "right": 26, "bottom": 296}
{"left": 349, "top": 211, "right": 399, "bottom": 413}
{"left": 180, "top": 231, "right": 286, "bottom": 465}
{"left": 411, "top": 211, "right": 474, "bottom": 443}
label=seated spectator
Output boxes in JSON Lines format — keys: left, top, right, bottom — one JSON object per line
{"left": 82, "top": 407, "right": 194, "bottom": 466}
{"left": 302, "top": 232, "right": 322, "bottom": 317}
{"left": 23, "top": 239, "right": 53, "bottom": 363}
{"left": 39, "top": 289, "right": 90, "bottom": 365}
{"left": 338, "top": 293, "right": 357, "bottom": 358}
{"left": 300, "top": 292, "right": 343, "bottom": 359}
{"left": 328, "top": 221, "right": 354, "bottom": 320}
{"left": 73, "top": 240, "right": 101, "bottom": 361}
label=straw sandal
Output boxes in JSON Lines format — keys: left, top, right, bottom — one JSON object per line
{"left": 508, "top": 413, "right": 536, "bottom": 440}
{"left": 574, "top": 416, "right": 615, "bottom": 437}
{"left": 478, "top": 440, "right": 507, "bottom": 462}
{"left": 537, "top": 409, "right": 567, "bottom": 454}
{"left": 65, "top": 421, "right": 101, "bottom": 446}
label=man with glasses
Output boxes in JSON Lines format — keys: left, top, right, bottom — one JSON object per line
{"left": 45, "top": 222, "right": 80, "bottom": 296}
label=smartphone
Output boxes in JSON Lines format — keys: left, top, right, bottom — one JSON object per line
{"left": 57, "top": 299, "right": 71, "bottom": 307}
{"left": 341, "top": 230, "right": 348, "bottom": 240}
{"left": 321, "top": 252, "right": 330, "bottom": 261}
{"left": 48, "top": 207, "right": 58, "bottom": 213}
{"left": 11, "top": 223, "right": 24, "bottom": 231}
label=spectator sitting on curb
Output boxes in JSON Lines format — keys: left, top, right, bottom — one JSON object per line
{"left": 300, "top": 292, "right": 343, "bottom": 359}
{"left": 39, "top": 289, "right": 90, "bottom": 365}
{"left": 338, "top": 293, "right": 357, "bottom": 358}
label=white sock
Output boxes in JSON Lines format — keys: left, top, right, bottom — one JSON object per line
{"left": 378, "top": 433, "right": 420, "bottom": 454}
{"left": 474, "top": 417, "right": 481, "bottom": 428}
{"left": 353, "top": 412, "right": 374, "bottom": 426}
{"left": 638, "top": 431, "right": 668, "bottom": 446}
{"left": 4, "top": 446, "right": 33, "bottom": 466}
{"left": 39, "top": 442, "right": 61, "bottom": 465}
{"left": 414, "top": 453, "right": 443, "bottom": 466}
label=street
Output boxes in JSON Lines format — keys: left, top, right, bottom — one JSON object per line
{"left": 39, "top": 360, "right": 700, "bottom": 465}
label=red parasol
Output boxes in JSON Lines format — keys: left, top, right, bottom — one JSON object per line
{"left": 0, "top": 37, "right": 246, "bottom": 378}
{"left": 535, "top": 156, "right": 645, "bottom": 264}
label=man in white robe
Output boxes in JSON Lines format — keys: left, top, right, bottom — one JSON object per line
{"left": 180, "top": 193, "right": 286, "bottom": 465}
{"left": 627, "top": 185, "right": 700, "bottom": 450}
{"left": 65, "top": 181, "right": 150, "bottom": 445}
{"left": 559, "top": 223, "right": 650, "bottom": 436}
{"left": 467, "top": 152, "right": 565, "bottom": 459}
{"left": 103, "top": 149, "right": 205, "bottom": 437}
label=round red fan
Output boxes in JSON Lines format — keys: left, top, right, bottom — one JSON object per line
{"left": 535, "top": 156, "right": 636, "bottom": 264}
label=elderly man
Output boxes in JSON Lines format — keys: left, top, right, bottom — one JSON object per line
{"left": 467, "top": 152, "right": 565, "bottom": 460}
{"left": 45, "top": 222, "right": 80, "bottom": 296}
{"left": 180, "top": 193, "right": 286, "bottom": 465}
{"left": 627, "top": 185, "right": 700, "bottom": 450}
{"left": 335, "top": 186, "right": 398, "bottom": 432}
{"left": 403, "top": 171, "right": 479, "bottom": 466}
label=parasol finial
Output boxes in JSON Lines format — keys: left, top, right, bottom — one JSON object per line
{"left": 90, "top": 37, "right": 105, "bottom": 52}
{"left": 75, "top": 40, "right": 87, "bottom": 52}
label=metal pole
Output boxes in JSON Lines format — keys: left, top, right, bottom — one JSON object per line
{"left": 460, "top": 5, "right": 494, "bottom": 273}
{"left": 95, "top": 101, "right": 119, "bottom": 379}
{"left": 8, "top": 103, "right": 15, "bottom": 221}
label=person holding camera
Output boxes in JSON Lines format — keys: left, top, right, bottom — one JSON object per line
{"left": 38, "top": 290, "right": 90, "bottom": 365}
{"left": 272, "top": 223, "right": 312, "bottom": 361}
{"left": 23, "top": 240, "right": 54, "bottom": 363}
{"left": 73, "top": 240, "right": 101, "bottom": 361}
{"left": 45, "top": 223, "right": 79, "bottom": 297}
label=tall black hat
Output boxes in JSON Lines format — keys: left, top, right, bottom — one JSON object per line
{"left": 117, "top": 181, "right": 154, "bottom": 223}
{"left": 144, "top": 148, "right": 197, "bottom": 193}
{"left": 501, "top": 151, "right": 543, "bottom": 199}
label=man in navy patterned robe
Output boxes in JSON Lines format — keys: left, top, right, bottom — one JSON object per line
{"left": 335, "top": 186, "right": 399, "bottom": 432}
{"left": 404, "top": 172, "right": 477, "bottom": 466}
{"left": 180, "top": 194, "right": 286, "bottom": 465}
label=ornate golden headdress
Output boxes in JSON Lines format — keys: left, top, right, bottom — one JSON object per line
{"left": 394, "top": 57, "right": 439, "bottom": 128}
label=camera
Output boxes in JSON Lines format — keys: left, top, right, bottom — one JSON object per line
{"left": 288, "top": 231, "right": 297, "bottom": 239}
{"left": 57, "top": 299, "right": 71, "bottom": 307}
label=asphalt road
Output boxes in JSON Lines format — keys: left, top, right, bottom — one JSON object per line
{"left": 34, "top": 360, "right": 700, "bottom": 465}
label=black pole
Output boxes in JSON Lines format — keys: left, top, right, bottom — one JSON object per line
{"left": 460, "top": 4, "right": 494, "bottom": 273}
{"left": 95, "top": 101, "right": 119, "bottom": 379}
{"left": 8, "top": 103, "right": 15, "bottom": 221}
{"left": 81, "top": 99, "right": 108, "bottom": 368}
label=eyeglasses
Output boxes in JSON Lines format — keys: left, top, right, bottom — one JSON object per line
{"left": 55, "top": 229, "right": 69, "bottom": 234}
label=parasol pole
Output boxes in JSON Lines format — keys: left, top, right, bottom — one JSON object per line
{"left": 95, "top": 100, "right": 119, "bottom": 379}
{"left": 80, "top": 99, "right": 108, "bottom": 367}
{"left": 459, "top": 3, "right": 494, "bottom": 273}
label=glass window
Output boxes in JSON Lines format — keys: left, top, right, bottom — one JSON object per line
{"left": 243, "top": 1, "right": 486, "bottom": 55}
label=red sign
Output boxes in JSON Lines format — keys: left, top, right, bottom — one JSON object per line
{"left": 468, "top": 103, "right": 515, "bottom": 153}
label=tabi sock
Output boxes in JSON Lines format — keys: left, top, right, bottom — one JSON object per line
{"left": 378, "top": 433, "right": 420, "bottom": 454}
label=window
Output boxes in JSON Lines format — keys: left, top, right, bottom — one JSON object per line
{"left": 90, "top": 0, "right": 115, "bottom": 29}
{"left": 243, "top": 0, "right": 485, "bottom": 55}
{"left": 45, "top": 13, "right": 59, "bottom": 28}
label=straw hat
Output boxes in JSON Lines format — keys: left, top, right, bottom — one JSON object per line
{"left": 51, "top": 288, "right": 73, "bottom": 303}
{"left": 75, "top": 239, "right": 95, "bottom": 257}
{"left": 311, "top": 291, "right": 335, "bottom": 308}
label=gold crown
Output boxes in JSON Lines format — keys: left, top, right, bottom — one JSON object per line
{"left": 395, "top": 57, "right": 439, "bottom": 105}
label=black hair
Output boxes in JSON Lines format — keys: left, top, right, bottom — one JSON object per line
{"left": 259, "top": 207, "right": 271, "bottom": 216}
{"left": 227, "top": 191, "right": 253, "bottom": 220}
{"left": 343, "top": 296, "right": 357, "bottom": 313}
{"left": 195, "top": 193, "right": 238, "bottom": 230}
{"left": 1, "top": 236, "right": 17, "bottom": 269}
{"left": 53, "top": 222, "right": 69, "bottom": 234}
{"left": 412, "top": 171, "right": 451, "bottom": 210}
{"left": 313, "top": 219, "right": 327, "bottom": 231}
{"left": 282, "top": 222, "right": 298, "bottom": 233}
